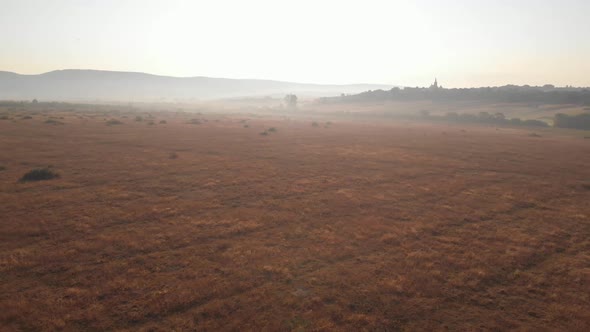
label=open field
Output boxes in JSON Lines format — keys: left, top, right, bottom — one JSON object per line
{"left": 1, "top": 105, "right": 590, "bottom": 331}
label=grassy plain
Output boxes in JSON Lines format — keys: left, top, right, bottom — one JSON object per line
{"left": 1, "top": 103, "right": 589, "bottom": 331}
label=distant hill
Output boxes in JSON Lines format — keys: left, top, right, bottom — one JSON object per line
{"left": 0, "top": 69, "right": 394, "bottom": 101}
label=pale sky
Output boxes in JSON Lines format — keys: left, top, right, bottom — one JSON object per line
{"left": 1, "top": 0, "right": 589, "bottom": 87}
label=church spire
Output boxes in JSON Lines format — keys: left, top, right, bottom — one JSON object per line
{"left": 430, "top": 78, "right": 439, "bottom": 89}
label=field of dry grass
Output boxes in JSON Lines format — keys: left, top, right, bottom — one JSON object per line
{"left": 1, "top": 104, "right": 589, "bottom": 331}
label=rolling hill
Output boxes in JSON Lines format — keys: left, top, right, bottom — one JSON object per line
{"left": 0, "top": 69, "right": 393, "bottom": 101}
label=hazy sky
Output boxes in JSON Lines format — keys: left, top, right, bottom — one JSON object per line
{"left": 1, "top": 0, "right": 589, "bottom": 87}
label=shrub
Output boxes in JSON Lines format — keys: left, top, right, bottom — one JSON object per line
{"left": 159, "top": 120, "right": 167, "bottom": 124}
{"left": 268, "top": 127, "right": 277, "bottom": 132}
{"left": 169, "top": 152, "right": 178, "bottom": 159}
{"left": 188, "top": 119, "right": 201, "bottom": 125}
{"left": 135, "top": 116, "right": 143, "bottom": 122}
{"left": 312, "top": 121, "right": 319, "bottom": 127}
{"left": 19, "top": 168, "right": 60, "bottom": 182}
{"left": 44, "top": 119, "right": 64, "bottom": 125}
{"left": 243, "top": 124, "right": 249, "bottom": 128}
{"left": 0, "top": 115, "right": 9, "bottom": 120}
{"left": 528, "top": 132, "right": 542, "bottom": 137}
{"left": 0, "top": 165, "right": 6, "bottom": 171}
{"left": 106, "top": 119, "right": 123, "bottom": 125}
{"left": 146, "top": 120, "right": 155, "bottom": 125}
{"left": 260, "top": 131, "right": 269, "bottom": 136}
{"left": 22, "top": 115, "right": 33, "bottom": 120}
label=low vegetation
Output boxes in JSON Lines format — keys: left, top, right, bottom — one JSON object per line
{"left": 19, "top": 168, "right": 60, "bottom": 182}
{"left": 1, "top": 103, "right": 589, "bottom": 331}
{"left": 44, "top": 119, "right": 64, "bottom": 125}
{"left": 105, "top": 119, "right": 123, "bottom": 125}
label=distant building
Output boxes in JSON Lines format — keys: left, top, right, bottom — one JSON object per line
{"left": 429, "top": 78, "right": 443, "bottom": 90}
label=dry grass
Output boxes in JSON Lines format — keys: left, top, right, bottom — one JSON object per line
{"left": 0, "top": 104, "right": 589, "bottom": 330}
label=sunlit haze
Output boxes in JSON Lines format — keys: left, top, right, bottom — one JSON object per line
{"left": 1, "top": 0, "right": 589, "bottom": 87}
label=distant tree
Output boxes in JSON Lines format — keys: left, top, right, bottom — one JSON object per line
{"left": 284, "top": 94, "right": 298, "bottom": 109}
{"left": 32, "top": 99, "right": 38, "bottom": 104}
{"left": 493, "top": 112, "right": 506, "bottom": 121}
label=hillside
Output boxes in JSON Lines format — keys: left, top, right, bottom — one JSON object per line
{"left": 0, "top": 70, "right": 393, "bottom": 101}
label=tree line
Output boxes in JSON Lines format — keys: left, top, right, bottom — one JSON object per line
{"left": 323, "top": 85, "right": 590, "bottom": 106}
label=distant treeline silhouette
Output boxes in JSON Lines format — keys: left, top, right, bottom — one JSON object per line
{"left": 322, "top": 85, "right": 590, "bottom": 105}
{"left": 553, "top": 113, "right": 590, "bottom": 130}
{"left": 421, "top": 111, "right": 550, "bottom": 128}
{"left": 419, "top": 111, "right": 590, "bottom": 130}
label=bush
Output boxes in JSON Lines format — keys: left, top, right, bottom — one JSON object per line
{"left": 268, "top": 127, "right": 277, "bottom": 132}
{"left": 22, "top": 115, "right": 33, "bottom": 120}
{"left": 135, "top": 116, "right": 143, "bottom": 122}
{"left": 260, "top": 131, "right": 269, "bottom": 136}
{"left": 44, "top": 119, "right": 64, "bottom": 125}
{"left": 106, "top": 119, "right": 123, "bottom": 125}
{"left": 312, "top": 122, "right": 319, "bottom": 127}
{"left": 169, "top": 152, "right": 178, "bottom": 159}
{"left": 19, "top": 168, "right": 60, "bottom": 182}
{"left": 188, "top": 119, "right": 201, "bottom": 125}
{"left": 146, "top": 120, "right": 155, "bottom": 125}
{"left": 159, "top": 120, "right": 167, "bottom": 124}
{"left": 0, "top": 165, "right": 6, "bottom": 171}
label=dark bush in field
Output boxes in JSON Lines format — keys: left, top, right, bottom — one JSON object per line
{"left": 159, "top": 120, "right": 167, "bottom": 124}
{"left": 44, "top": 119, "right": 64, "bottom": 125}
{"left": 19, "top": 168, "right": 60, "bottom": 182}
{"left": 106, "top": 119, "right": 123, "bottom": 125}
{"left": 268, "top": 127, "right": 277, "bottom": 132}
